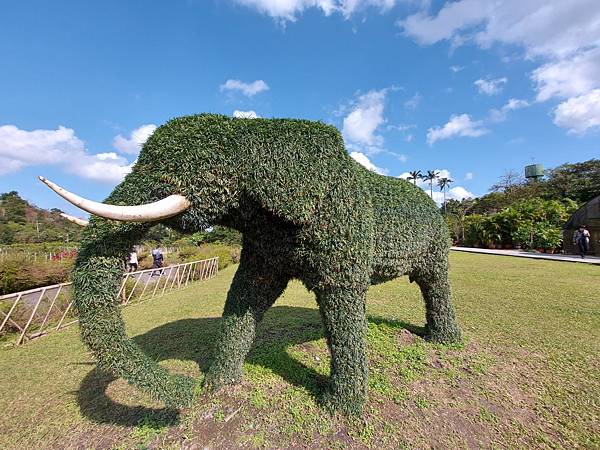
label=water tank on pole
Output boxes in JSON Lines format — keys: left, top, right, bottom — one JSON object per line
{"left": 524, "top": 164, "right": 544, "bottom": 181}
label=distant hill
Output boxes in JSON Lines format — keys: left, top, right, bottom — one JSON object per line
{"left": 0, "top": 191, "right": 83, "bottom": 245}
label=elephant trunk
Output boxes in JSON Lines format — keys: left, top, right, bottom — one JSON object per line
{"left": 72, "top": 219, "right": 195, "bottom": 407}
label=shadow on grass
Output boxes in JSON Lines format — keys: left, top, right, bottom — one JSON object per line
{"left": 77, "top": 305, "right": 421, "bottom": 427}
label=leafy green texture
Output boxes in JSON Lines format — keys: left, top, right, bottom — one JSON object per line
{"left": 0, "top": 255, "right": 73, "bottom": 295}
{"left": 453, "top": 197, "right": 577, "bottom": 250}
{"left": 72, "top": 114, "right": 460, "bottom": 415}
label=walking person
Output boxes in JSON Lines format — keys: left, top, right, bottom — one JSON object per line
{"left": 151, "top": 244, "right": 164, "bottom": 276}
{"left": 128, "top": 251, "right": 138, "bottom": 272}
{"left": 573, "top": 225, "right": 591, "bottom": 258}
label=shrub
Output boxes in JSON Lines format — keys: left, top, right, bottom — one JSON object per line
{"left": 0, "top": 254, "right": 73, "bottom": 295}
{"left": 512, "top": 222, "right": 534, "bottom": 249}
{"left": 459, "top": 197, "right": 577, "bottom": 249}
{"left": 180, "top": 243, "right": 240, "bottom": 270}
{"left": 533, "top": 222, "right": 563, "bottom": 250}
{"left": 189, "top": 226, "right": 242, "bottom": 246}
{"left": 463, "top": 215, "right": 486, "bottom": 247}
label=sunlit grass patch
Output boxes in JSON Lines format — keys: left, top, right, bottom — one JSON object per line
{"left": 0, "top": 253, "right": 598, "bottom": 449}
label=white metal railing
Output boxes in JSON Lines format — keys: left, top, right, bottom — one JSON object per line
{"left": 0, "top": 257, "right": 219, "bottom": 346}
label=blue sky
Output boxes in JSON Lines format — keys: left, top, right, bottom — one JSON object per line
{"left": 1, "top": 0, "right": 599, "bottom": 216}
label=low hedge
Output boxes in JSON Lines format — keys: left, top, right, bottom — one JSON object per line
{"left": 0, "top": 255, "right": 73, "bottom": 295}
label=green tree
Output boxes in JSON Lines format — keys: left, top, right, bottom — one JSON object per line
{"left": 190, "top": 226, "right": 242, "bottom": 246}
{"left": 0, "top": 224, "right": 16, "bottom": 244}
{"left": 423, "top": 170, "right": 439, "bottom": 199}
{"left": 438, "top": 177, "right": 454, "bottom": 214}
{"left": 444, "top": 198, "right": 475, "bottom": 243}
{"left": 545, "top": 159, "right": 600, "bottom": 203}
{"left": 0, "top": 191, "right": 28, "bottom": 224}
{"left": 407, "top": 170, "right": 422, "bottom": 186}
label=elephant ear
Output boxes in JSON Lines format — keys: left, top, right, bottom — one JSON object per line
{"left": 239, "top": 119, "right": 355, "bottom": 225}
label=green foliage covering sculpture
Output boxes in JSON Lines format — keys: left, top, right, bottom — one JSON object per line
{"left": 43, "top": 114, "right": 461, "bottom": 415}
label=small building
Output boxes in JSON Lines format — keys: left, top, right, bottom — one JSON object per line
{"left": 563, "top": 195, "right": 600, "bottom": 255}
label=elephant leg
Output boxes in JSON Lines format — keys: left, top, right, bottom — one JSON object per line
{"left": 316, "top": 286, "right": 368, "bottom": 415}
{"left": 412, "top": 254, "right": 461, "bottom": 344}
{"left": 205, "top": 259, "right": 289, "bottom": 389}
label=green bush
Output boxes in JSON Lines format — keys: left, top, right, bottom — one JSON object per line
{"left": 189, "top": 226, "right": 242, "bottom": 246}
{"left": 458, "top": 197, "right": 576, "bottom": 249}
{"left": 512, "top": 222, "right": 534, "bottom": 248}
{"left": 0, "top": 254, "right": 73, "bottom": 295}
{"left": 463, "top": 215, "right": 485, "bottom": 247}
{"left": 180, "top": 243, "right": 240, "bottom": 269}
{"left": 533, "top": 223, "right": 563, "bottom": 250}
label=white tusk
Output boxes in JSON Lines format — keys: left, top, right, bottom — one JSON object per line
{"left": 39, "top": 176, "right": 190, "bottom": 222}
{"left": 60, "top": 213, "right": 89, "bottom": 226}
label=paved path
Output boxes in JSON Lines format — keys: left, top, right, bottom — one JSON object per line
{"left": 451, "top": 247, "right": 600, "bottom": 265}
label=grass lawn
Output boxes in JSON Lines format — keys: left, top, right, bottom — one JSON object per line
{"left": 0, "top": 252, "right": 598, "bottom": 449}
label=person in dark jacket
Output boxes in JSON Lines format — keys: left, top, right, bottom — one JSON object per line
{"left": 151, "top": 245, "right": 164, "bottom": 276}
{"left": 573, "top": 225, "right": 591, "bottom": 258}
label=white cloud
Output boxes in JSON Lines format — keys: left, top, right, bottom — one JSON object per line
{"left": 385, "top": 122, "right": 415, "bottom": 144}
{"left": 387, "top": 123, "right": 416, "bottom": 132}
{"left": 112, "top": 124, "right": 157, "bottom": 155}
{"left": 95, "top": 152, "right": 121, "bottom": 160}
{"left": 438, "top": 186, "right": 474, "bottom": 203}
{"left": 489, "top": 98, "right": 530, "bottom": 122}
{"left": 233, "top": 110, "right": 260, "bottom": 119}
{"left": 0, "top": 124, "right": 134, "bottom": 183}
{"left": 72, "top": 154, "right": 134, "bottom": 183}
{"left": 398, "top": 1, "right": 600, "bottom": 59}
{"left": 0, "top": 158, "right": 23, "bottom": 176}
{"left": 434, "top": 168, "right": 451, "bottom": 180}
{"left": 398, "top": 0, "right": 493, "bottom": 46}
{"left": 532, "top": 48, "right": 600, "bottom": 101}
{"left": 553, "top": 89, "right": 600, "bottom": 134}
{"left": 397, "top": 1, "right": 600, "bottom": 132}
{"left": 465, "top": 172, "right": 473, "bottom": 180}
{"left": 404, "top": 92, "right": 421, "bottom": 110}
{"left": 339, "top": 0, "right": 396, "bottom": 18}
{"left": 504, "top": 98, "right": 530, "bottom": 111}
{"left": 450, "top": 65, "right": 464, "bottom": 73}
{"left": 233, "top": 0, "right": 336, "bottom": 21}
{"left": 232, "top": 0, "right": 396, "bottom": 22}
{"left": 350, "top": 151, "right": 388, "bottom": 175}
{"left": 342, "top": 89, "right": 387, "bottom": 147}
{"left": 474, "top": 77, "right": 507, "bottom": 95}
{"left": 0, "top": 125, "right": 84, "bottom": 173}
{"left": 220, "top": 79, "right": 269, "bottom": 97}
{"left": 426, "top": 114, "right": 488, "bottom": 145}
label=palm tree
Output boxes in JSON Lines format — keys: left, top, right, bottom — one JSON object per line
{"left": 423, "top": 170, "right": 439, "bottom": 198}
{"left": 407, "top": 170, "right": 422, "bottom": 186}
{"left": 438, "top": 177, "right": 454, "bottom": 213}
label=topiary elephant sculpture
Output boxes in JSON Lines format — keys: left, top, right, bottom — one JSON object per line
{"left": 41, "top": 114, "right": 461, "bottom": 415}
